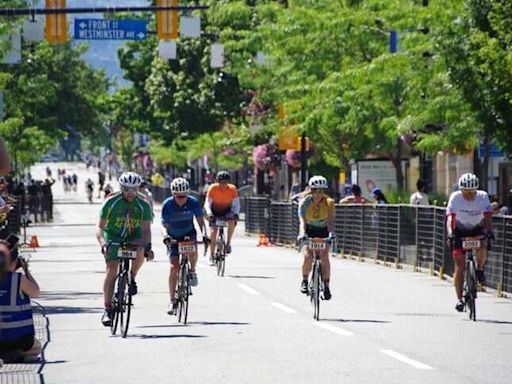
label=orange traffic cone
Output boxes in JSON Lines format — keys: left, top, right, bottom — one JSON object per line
{"left": 29, "top": 235, "right": 40, "bottom": 249}
{"left": 257, "top": 234, "right": 270, "bottom": 247}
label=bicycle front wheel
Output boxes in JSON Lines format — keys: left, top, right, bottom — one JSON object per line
{"left": 110, "top": 283, "right": 119, "bottom": 336}
{"left": 311, "top": 261, "right": 321, "bottom": 321}
{"left": 178, "top": 262, "right": 190, "bottom": 324}
{"left": 466, "top": 260, "right": 477, "bottom": 321}
{"left": 119, "top": 272, "right": 133, "bottom": 337}
{"left": 216, "top": 237, "right": 225, "bottom": 276}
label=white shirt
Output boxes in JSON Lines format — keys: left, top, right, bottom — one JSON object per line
{"left": 410, "top": 192, "right": 429, "bottom": 206}
{"left": 446, "top": 190, "right": 492, "bottom": 229}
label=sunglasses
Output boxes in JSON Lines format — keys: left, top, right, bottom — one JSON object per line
{"left": 175, "top": 194, "right": 187, "bottom": 199}
{"left": 121, "top": 187, "right": 138, "bottom": 193}
{"left": 312, "top": 188, "right": 324, "bottom": 193}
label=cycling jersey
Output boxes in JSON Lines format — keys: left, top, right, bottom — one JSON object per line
{"left": 204, "top": 183, "right": 240, "bottom": 216}
{"left": 100, "top": 192, "right": 152, "bottom": 242}
{"left": 298, "top": 194, "right": 334, "bottom": 228}
{"left": 161, "top": 195, "right": 203, "bottom": 238}
{"left": 446, "top": 190, "right": 492, "bottom": 230}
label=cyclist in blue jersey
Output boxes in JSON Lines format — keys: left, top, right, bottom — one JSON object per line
{"left": 161, "top": 178, "right": 207, "bottom": 315}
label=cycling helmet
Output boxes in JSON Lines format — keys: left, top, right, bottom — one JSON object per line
{"left": 308, "top": 175, "right": 328, "bottom": 189}
{"left": 170, "top": 177, "right": 190, "bottom": 194}
{"left": 118, "top": 172, "right": 141, "bottom": 188}
{"left": 216, "top": 171, "right": 231, "bottom": 181}
{"left": 458, "top": 173, "right": 479, "bottom": 190}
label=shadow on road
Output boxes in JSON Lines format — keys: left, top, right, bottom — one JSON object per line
{"left": 137, "top": 321, "right": 250, "bottom": 329}
{"left": 39, "top": 291, "right": 102, "bottom": 301}
{"left": 228, "top": 275, "right": 275, "bottom": 279}
{"left": 129, "top": 334, "right": 207, "bottom": 339}
{"left": 475, "top": 319, "right": 512, "bottom": 325}
{"left": 324, "top": 318, "right": 390, "bottom": 324}
{"left": 42, "top": 305, "right": 103, "bottom": 315}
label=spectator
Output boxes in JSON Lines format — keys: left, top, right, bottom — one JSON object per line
{"left": 410, "top": 179, "right": 430, "bottom": 206}
{"left": 371, "top": 187, "right": 388, "bottom": 204}
{"left": 340, "top": 184, "right": 370, "bottom": 204}
{"left": 151, "top": 171, "right": 164, "bottom": 187}
{"left": 27, "top": 180, "right": 40, "bottom": 223}
{"left": 0, "top": 240, "right": 42, "bottom": 363}
{"left": 41, "top": 177, "right": 55, "bottom": 222}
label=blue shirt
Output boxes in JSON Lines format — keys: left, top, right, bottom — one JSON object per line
{"left": 161, "top": 195, "right": 203, "bottom": 237}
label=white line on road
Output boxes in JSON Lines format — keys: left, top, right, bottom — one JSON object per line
{"left": 313, "top": 322, "right": 354, "bottom": 336}
{"left": 380, "top": 349, "right": 433, "bottom": 370}
{"left": 237, "top": 283, "right": 260, "bottom": 296}
{"left": 270, "top": 302, "right": 297, "bottom": 314}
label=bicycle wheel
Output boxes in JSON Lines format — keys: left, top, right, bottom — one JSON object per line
{"left": 110, "top": 288, "right": 119, "bottom": 335}
{"left": 178, "top": 262, "right": 190, "bottom": 324}
{"left": 119, "top": 271, "right": 133, "bottom": 337}
{"left": 311, "top": 260, "right": 321, "bottom": 321}
{"left": 466, "top": 260, "right": 477, "bottom": 321}
{"left": 217, "top": 236, "right": 225, "bottom": 277}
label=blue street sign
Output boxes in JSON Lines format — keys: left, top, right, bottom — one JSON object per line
{"left": 389, "top": 30, "right": 398, "bottom": 53}
{"left": 74, "top": 19, "right": 147, "bottom": 41}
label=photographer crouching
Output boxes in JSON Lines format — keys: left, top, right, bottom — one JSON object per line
{"left": 0, "top": 239, "right": 41, "bottom": 365}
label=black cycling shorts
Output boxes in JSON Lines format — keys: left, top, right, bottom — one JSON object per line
{"left": 453, "top": 225, "right": 485, "bottom": 249}
{"left": 305, "top": 225, "right": 329, "bottom": 239}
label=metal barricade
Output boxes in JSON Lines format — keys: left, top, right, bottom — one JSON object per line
{"left": 269, "top": 201, "right": 294, "bottom": 244}
{"left": 245, "top": 197, "right": 270, "bottom": 236}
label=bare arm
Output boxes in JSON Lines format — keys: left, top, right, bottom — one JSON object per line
{"left": 196, "top": 216, "right": 206, "bottom": 236}
{"left": 96, "top": 219, "right": 106, "bottom": 246}
{"left": 161, "top": 223, "right": 169, "bottom": 238}
{"left": 141, "top": 220, "right": 151, "bottom": 247}
{"left": 20, "top": 262, "right": 40, "bottom": 298}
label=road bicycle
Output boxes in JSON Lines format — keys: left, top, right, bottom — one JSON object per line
{"left": 110, "top": 242, "right": 138, "bottom": 338}
{"left": 460, "top": 235, "right": 485, "bottom": 322}
{"left": 168, "top": 237, "right": 196, "bottom": 324}
{"left": 212, "top": 218, "right": 229, "bottom": 277}
{"left": 299, "top": 236, "right": 333, "bottom": 321}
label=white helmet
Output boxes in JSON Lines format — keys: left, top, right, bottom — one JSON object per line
{"left": 308, "top": 175, "right": 328, "bottom": 189}
{"left": 170, "top": 177, "right": 190, "bottom": 194}
{"left": 458, "top": 173, "right": 479, "bottom": 190}
{"left": 118, "top": 172, "right": 142, "bottom": 188}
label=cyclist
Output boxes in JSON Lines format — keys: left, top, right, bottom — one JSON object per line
{"left": 96, "top": 172, "right": 152, "bottom": 326}
{"left": 297, "top": 176, "right": 335, "bottom": 300}
{"left": 85, "top": 178, "right": 94, "bottom": 203}
{"left": 161, "top": 178, "right": 207, "bottom": 315}
{"left": 204, "top": 171, "right": 240, "bottom": 265}
{"left": 138, "top": 180, "right": 154, "bottom": 213}
{"left": 446, "top": 173, "right": 493, "bottom": 312}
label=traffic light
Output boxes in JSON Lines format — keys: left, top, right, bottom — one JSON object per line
{"left": 157, "top": 0, "right": 178, "bottom": 40}
{"left": 45, "top": 0, "right": 67, "bottom": 44}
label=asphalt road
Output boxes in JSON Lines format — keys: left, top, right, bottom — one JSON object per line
{"left": 7, "top": 162, "right": 512, "bottom": 384}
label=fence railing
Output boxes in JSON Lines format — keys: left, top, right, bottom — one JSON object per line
{"left": 245, "top": 197, "right": 512, "bottom": 295}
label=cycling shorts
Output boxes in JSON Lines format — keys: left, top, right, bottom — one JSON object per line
{"left": 305, "top": 225, "right": 329, "bottom": 239}
{"left": 452, "top": 225, "right": 485, "bottom": 250}
{"left": 167, "top": 231, "right": 197, "bottom": 258}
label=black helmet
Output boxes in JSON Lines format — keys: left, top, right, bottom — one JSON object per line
{"left": 216, "top": 171, "right": 231, "bottom": 181}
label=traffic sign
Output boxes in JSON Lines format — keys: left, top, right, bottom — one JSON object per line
{"left": 157, "top": 0, "right": 178, "bottom": 40}
{"left": 74, "top": 19, "right": 147, "bottom": 41}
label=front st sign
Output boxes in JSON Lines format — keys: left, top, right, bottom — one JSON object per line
{"left": 74, "top": 19, "right": 147, "bottom": 41}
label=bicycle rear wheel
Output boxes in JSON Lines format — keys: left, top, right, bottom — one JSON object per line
{"left": 310, "top": 261, "right": 321, "bottom": 321}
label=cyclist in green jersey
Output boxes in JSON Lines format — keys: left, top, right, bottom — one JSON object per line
{"left": 96, "top": 172, "right": 152, "bottom": 326}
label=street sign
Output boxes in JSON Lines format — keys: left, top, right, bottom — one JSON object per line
{"left": 74, "top": 19, "right": 147, "bottom": 41}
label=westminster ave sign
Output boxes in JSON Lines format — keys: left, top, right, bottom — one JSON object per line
{"left": 74, "top": 19, "right": 147, "bottom": 40}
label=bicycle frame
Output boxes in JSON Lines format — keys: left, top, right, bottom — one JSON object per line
{"left": 461, "top": 236, "right": 483, "bottom": 322}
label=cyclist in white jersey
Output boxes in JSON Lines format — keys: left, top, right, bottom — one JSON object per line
{"left": 446, "top": 173, "right": 493, "bottom": 312}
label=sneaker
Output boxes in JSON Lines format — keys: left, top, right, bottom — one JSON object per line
{"left": 101, "top": 308, "right": 113, "bottom": 326}
{"left": 476, "top": 270, "right": 486, "bottom": 284}
{"left": 455, "top": 300, "right": 465, "bottom": 312}
{"left": 300, "top": 280, "right": 308, "bottom": 294}
{"left": 167, "top": 301, "right": 178, "bottom": 316}
{"left": 129, "top": 278, "right": 138, "bottom": 296}
{"left": 189, "top": 271, "right": 198, "bottom": 287}
{"left": 209, "top": 256, "right": 215, "bottom": 266}
{"left": 322, "top": 285, "right": 332, "bottom": 301}
{"left": 225, "top": 244, "right": 232, "bottom": 254}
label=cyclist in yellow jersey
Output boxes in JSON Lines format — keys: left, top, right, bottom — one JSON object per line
{"left": 297, "top": 176, "right": 335, "bottom": 300}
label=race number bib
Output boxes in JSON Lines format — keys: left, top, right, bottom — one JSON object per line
{"left": 462, "top": 239, "right": 481, "bottom": 250}
{"left": 118, "top": 249, "right": 137, "bottom": 259}
{"left": 216, "top": 219, "right": 228, "bottom": 227}
{"left": 178, "top": 241, "right": 197, "bottom": 255}
{"left": 308, "top": 239, "right": 326, "bottom": 251}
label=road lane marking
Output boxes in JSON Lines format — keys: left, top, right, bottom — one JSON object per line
{"left": 313, "top": 322, "right": 354, "bottom": 336}
{"left": 270, "top": 302, "right": 297, "bottom": 314}
{"left": 380, "top": 349, "right": 433, "bottom": 370}
{"left": 237, "top": 283, "right": 260, "bottom": 296}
